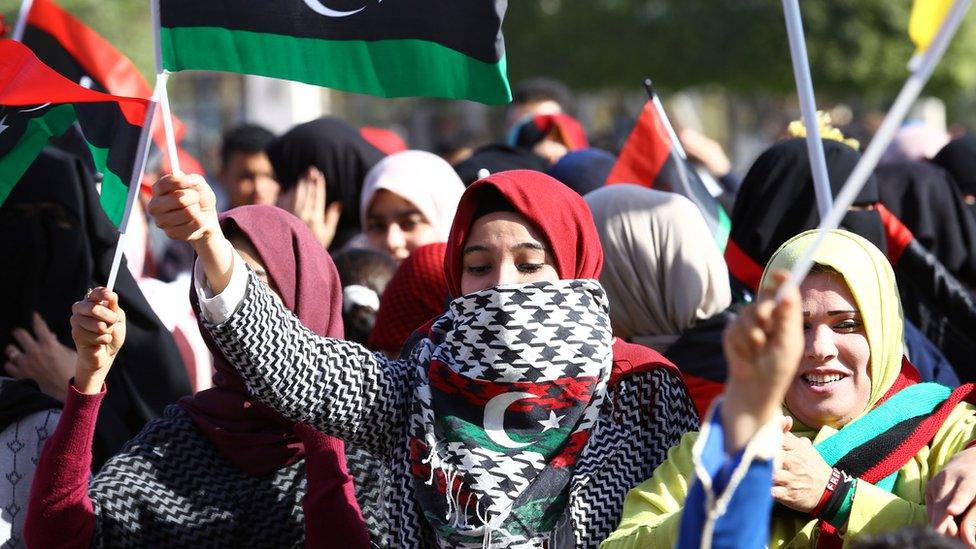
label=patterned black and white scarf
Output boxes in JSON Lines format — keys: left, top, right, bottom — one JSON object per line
{"left": 408, "top": 279, "right": 613, "bottom": 548}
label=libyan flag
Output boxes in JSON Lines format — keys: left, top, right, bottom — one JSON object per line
{"left": 22, "top": 0, "right": 204, "bottom": 176}
{"left": 606, "top": 100, "right": 731, "bottom": 250}
{"left": 157, "top": 0, "right": 512, "bottom": 105}
{"left": 0, "top": 39, "right": 154, "bottom": 227}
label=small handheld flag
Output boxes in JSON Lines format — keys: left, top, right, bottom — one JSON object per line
{"left": 606, "top": 80, "right": 731, "bottom": 250}
{"left": 0, "top": 39, "right": 155, "bottom": 228}
{"left": 155, "top": 0, "right": 512, "bottom": 105}
{"left": 21, "top": 0, "right": 204, "bottom": 176}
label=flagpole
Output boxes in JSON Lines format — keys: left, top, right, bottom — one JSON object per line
{"left": 11, "top": 0, "right": 35, "bottom": 41}
{"left": 150, "top": 0, "right": 182, "bottom": 176}
{"left": 643, "top": 79, "right": 689, "bottom": 160}
{"left": 105, "top": 96, "right": 158, "bottom": 291}
{"left": 782, "top": 0, "right": 833, "bottom": 219}
{"left": 777, "top": 0, "right": 972, "bottom": 300}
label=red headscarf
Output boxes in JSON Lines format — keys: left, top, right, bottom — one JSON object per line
{"left": 443, "top": 170, "right": 679, "bottom": 384}
{"left": 368, "top": 242, "right": 449, "bottom": 355}
{"left": 444, "top": 170, "right": 604, "bottom": 297}
{"left": 179, "top": 205, "right": 345, "bottom": 476}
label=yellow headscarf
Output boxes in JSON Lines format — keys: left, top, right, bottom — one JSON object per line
{"left": 761, "top": 229, "right": 904, "bottom": 419}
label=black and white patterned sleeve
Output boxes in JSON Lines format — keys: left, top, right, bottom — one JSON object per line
{"left": 204, "top": 269, "right": 411, "bottom": 456}
{"left": 647, "top": 369, "right": 700, "bottom": 467}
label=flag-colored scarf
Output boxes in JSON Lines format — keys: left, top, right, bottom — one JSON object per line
{"left": 408, "top": 279, "right": 613, "bottom": 547}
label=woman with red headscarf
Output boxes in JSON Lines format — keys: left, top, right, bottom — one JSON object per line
{"left": 149, "top": 169, "right": 699, "bottom": 547}
{"left": 24, "top": 206, "right": 367, "bottom": 548}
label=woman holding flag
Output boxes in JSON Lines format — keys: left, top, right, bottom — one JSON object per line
{"left": 147, "top": 169, "right": 699, "bottom": 547}
{"left": 602, "top": 229, "right": 976, "bottom": 548}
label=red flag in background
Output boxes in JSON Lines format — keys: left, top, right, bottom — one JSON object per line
{"left": 22, "top": 0, "right": 203, "bottom": 177}
{"left": 606, "top": 100, "right": 731, "bottom": 249}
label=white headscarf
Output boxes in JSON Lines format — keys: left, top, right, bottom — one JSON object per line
{"left": 584, "top": 184, "right": 732, "bottom": 351}
{"left": 359, "top": 150, "right": 465, "bottom": 241}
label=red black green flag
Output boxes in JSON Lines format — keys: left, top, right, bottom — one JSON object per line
{"left": 606, "top": 100, "right": 731, "bottom": 249}
{"left": 156, "top": 0, "right": 512, "bottom": 105}
{"left": 0, "top": 39, "right": 155, "bottom": 227}
{"left": 22, "top": 0, "right": 204, "bottom": 176}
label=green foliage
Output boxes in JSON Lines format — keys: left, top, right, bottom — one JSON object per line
{"left": 503, "top": 0, "right": 976, "bottom": 98}
{"left": 3, "top": 0, "right": 974, "bottom": 99}
{"left": 1, "top": 0, "right": 155, "bottom": 78}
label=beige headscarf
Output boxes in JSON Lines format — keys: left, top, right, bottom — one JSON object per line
{"left": 584, "top": 184, "right": 732, "bottom": 350}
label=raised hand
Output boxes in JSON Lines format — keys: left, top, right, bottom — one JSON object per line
{"left": 149, "top": 173, "right": 235, "bottom": 294}
{"left": 148, "top": 173, "right": 219, "bottom": 244}
{"left": 720, "top": 270, "right": 803, "bottom": 452}
{"left": 277, "top": 167, "right": 342, "bottom": 248}
{"left": 70, "top": 288, "right": 126, "bottom": 395}
{"left": 927, "top": 446, "right": 976, "bottom": 546}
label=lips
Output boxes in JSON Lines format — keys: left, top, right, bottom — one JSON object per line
{"left": 798, "top": 368, "right": 850, "bottom": 393}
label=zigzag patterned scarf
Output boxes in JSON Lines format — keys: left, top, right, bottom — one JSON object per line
{"left": 408, "top": 279, "right": 613, "bottom": 548}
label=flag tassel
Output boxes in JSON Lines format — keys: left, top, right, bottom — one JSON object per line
{"left": 782, "top": 0, "right": 833, "bottom": 219}
{"left": 777, "top": 0, "right": 972, "bottom": 300}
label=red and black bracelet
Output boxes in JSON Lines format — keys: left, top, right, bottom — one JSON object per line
{"left": 810, "top": 467, "right": 842, "bottom": 518}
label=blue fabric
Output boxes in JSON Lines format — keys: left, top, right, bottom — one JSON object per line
{"left": 904, "top": 319, "right": 960, "bottom": 387}
{"left": 546, "top": 148, "right": 617, "bottom": 196}
{"left": 677, "top": 404, "right": 774, "bottom": 549}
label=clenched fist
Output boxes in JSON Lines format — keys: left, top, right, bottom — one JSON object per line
{"left": 148, "top": 173, "right": 220, "bottom": 244}
{"left": 71, "top": 288, "right": 126, "bottom": 395}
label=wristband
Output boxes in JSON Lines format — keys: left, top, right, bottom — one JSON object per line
{"left": 810, "top": 467, "right": 842, "bottom": 518}
{"left": 817, "top": 469, "right": 856, "bottom": 529}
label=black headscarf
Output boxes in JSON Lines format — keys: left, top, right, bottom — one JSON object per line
{"left": 264, "top": 117, "right": 385, "bottom": 250}
{"left": 876, "top": 161, "right": 976, "bottom": 287}
{"left": 730, "top": 138, "right": 887, "bottom": 267}
{"left": 0, "top": 148, "right": 191, "bottom": 468}
{"left": 453, "top": 143, "right": 549, "bottom": 186}
{"left": 932, "top": 136, "right": 976, "bottom": 219}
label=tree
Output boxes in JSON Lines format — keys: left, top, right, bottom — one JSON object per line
{"left": 503, "top": 0, "right": 976, "bottom": 99}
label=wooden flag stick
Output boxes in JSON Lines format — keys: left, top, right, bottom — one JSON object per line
{"left": 106, "top": 94, "right": 158, "bottom": 291}
{"left": 11, "top": 0, "right": 35, "bottom": 41}
{"left": 777, "top": 0, "right": 972, "bottom": 300}
{"left": 782, "top": 0, "right": 833, "bottom": 219}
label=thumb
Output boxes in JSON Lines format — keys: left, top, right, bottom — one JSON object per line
{"left": 781, "top": 415, "right": 794, "bottom": 433}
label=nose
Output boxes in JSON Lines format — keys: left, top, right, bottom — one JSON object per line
{"left": 385, "top": 223, "right": 407, "bottom": 259}
{"left": 806, "top": 324, "right": 838, "bottom": 364}
{"left": 490, "top": 261, "right": 522, "bottom": 288}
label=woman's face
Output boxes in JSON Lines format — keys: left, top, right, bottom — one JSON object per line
{"left": 366, "top": 189, "right": 439, "bottom": 262}
{"left": 460, "top": 211, "right": 560, "bottom": 295}
{"left": 784, "top": 272, "right": 872, "bottom": 430}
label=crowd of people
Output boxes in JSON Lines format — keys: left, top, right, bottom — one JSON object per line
{"left": 2, "top": 77, "right": 976, "bottom": 548}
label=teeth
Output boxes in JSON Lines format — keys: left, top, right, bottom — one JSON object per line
{"left": 804, "top": 373, "right": 844, "bottom": 384}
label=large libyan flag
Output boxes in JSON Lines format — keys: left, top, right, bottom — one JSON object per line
{"left": 0, "top": 40, "right": 154, "bottom": 227}
{"left": 157, "top": 0, "right": 512, "bottom": 105}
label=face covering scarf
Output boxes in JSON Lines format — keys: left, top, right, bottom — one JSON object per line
{"left": 408, "top": 279, "right": 613, "bottom": 547}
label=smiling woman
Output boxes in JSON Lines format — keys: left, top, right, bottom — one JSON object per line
{"left": 603, "top": 229, "right": 976, "bottom": 548}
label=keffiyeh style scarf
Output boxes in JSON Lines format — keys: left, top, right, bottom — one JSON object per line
{"left": 409, "top": 279, "right": 613, "bottom": 547}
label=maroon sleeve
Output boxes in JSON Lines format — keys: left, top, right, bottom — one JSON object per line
{"left": 294, "top": 423, "right": 370, "bottom": 549}
{"left": 24, "top": 383, "right": 103, "bottom": 549}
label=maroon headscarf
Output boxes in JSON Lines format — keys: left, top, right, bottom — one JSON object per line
{"left": 179, "top": 205, "right": 344, "bottom": 476}
{"left": 444, "top": 170, "right": 679, "bottom": 384}
{"left": 368, "top": 242, "right": 449, "bottom": 355}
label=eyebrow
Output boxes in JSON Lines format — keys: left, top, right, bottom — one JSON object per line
{"left": 368, "top": 209, "right": 424, "bottom": 220}
{"left": 802, "top": 310, "right": 859, "bottom": 317}
{"left": 462, "top": 242, "right": 548, "bottom": 256}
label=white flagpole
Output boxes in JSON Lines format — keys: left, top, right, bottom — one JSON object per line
{"left": 782, "top": 0, "right": 833, "bottom": 219}
{"left": 777, "top": 0, "right": 972, "bottom": 300}
{"left": 105, "top": 95, "right": 159, "bottom": 291}
{"left": 11, "top": 0, "right": 35, "bottom": 41}
{"left": 150, "top": 0, "right": 182, "bottom": 176}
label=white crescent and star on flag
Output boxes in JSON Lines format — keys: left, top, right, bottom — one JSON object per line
{"left": 483, "top": 392, "right": 565, "bottom": 450}
{"left": 302, "top": 0, "right": 380, "bottom": 18}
